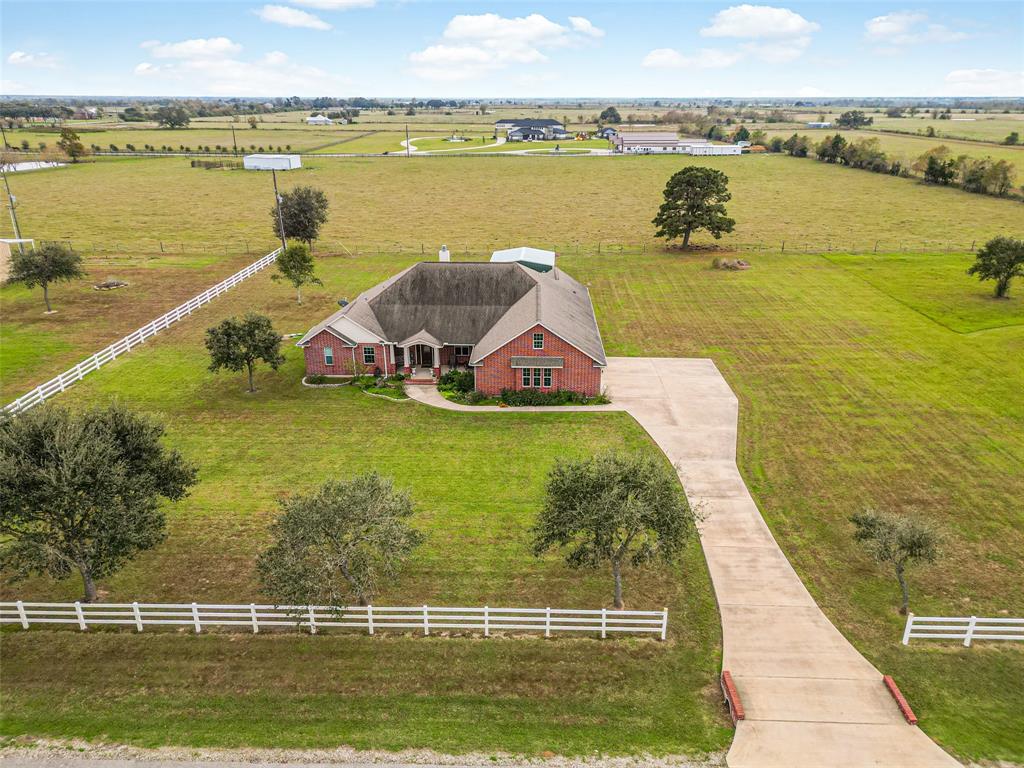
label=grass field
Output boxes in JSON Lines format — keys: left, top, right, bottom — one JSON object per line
{"left": 7, "top": 127, "right": 349, "bottom": 153}
{"left": 0, "top": 254, "right": 729, "bottom": 756}
{"left": 2, "top": 246, "right": 1022, "bottom": 761}
{"left": 2, "top": 154, "right": 1021, "bottom": 256}
{"left": 762, "top": 127, "right": 1024, "bottom": 176}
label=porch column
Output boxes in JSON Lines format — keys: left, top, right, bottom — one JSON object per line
{"left": 432, "top": 345, "right": 441, "bottom": 380}
{"left": 402, "top": 346, "right": 412, "bottom": 375}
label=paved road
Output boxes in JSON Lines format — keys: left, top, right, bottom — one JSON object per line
{"left": 412, "top": 357, "right": 961, "bottom": 768}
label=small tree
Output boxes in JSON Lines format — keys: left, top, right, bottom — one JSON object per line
{"left": 1004, "top": 132, "right": 1020, "bottom": 146}
{"left": 56, "top": 128, "right": 86, "bottom": 162}
{"left": 205, "top": 312, "right": 285, "bottom": 392}
{"left": 7, "top": 242, "right": 85, "bottom": 313}
{"left": 257, "top": 473, "right": 424, "bottom": 607}
{"left": 272, "top": 186, "right": 329, "bottom": 248}
{"left": 967, "top": 236, "right": 1024, "bottom": 298}
{"left": 531, "top": 450, "right": 699, "bottom": 609}
{"left": 272, "top": 242, "right": 323, "bottom": 304}
{"left": 652, "top": 167, "right": 736, "bottom": 249}
{"left": 599, "top": 106, "right": 622, "bottom": 124}
{"left": 923, "top": 154, "right": 957, "bottom": 185}
{"left": 732, "top": 125, "right": 750, "bottom": 142}
{"left": 0, "top": 404, "right": 197, "bottom": 602}
{"left": 850, "top": 509, "right": 941, "bottom": 615}
{"left": 836, "top": 110, "right": 873, "bottom": 129}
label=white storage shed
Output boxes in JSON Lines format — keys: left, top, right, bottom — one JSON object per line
{"left": 243, "top": 154, "right": 302, "bottom": 171}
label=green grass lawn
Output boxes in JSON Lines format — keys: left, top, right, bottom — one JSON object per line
{"left": 7, "top": 127, "right": 346, "bottom": 153}
{"left": 2, "top": 249, "right": 1021, "bottom": 761}
{"left": 0, "top": 254, "right": 729, "bottom": 757}
{"left": 3, "top": 154, "right": 1021, "bottom": 256}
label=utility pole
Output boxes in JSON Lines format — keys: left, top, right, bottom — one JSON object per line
{"left": 0, "top": 121, "right": 10, "bottom": 150}
{"left": 271, "top": 168, "right": 287, "bottom": 252}
{"left": 1, "top": 164, "right": 25, "bottom": 254}
{"left": 405, "top": 124, "right": 410, "bottom": 158}
{"left": 230, "top": 124, "right": 238, "bottom": 156}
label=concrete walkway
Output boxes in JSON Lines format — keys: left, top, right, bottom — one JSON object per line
{"left": 409, "top": 358, "right": 961, "bottom": 768}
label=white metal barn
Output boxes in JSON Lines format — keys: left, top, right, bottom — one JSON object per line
{"left": 613, "top": 133, "right": 743, "bottom": 156}
{"left": 306, "top": 115, "right": 333, "bottom": 125}
{"left": 243, "top": 154, "right": 302, "bottom": 171}
{"left": 490, "top": 246, "right": 556, "bottom": 272}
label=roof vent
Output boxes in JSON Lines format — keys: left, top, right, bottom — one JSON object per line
{"left": 438, "top": 245, "right": 450, "bottom": 262}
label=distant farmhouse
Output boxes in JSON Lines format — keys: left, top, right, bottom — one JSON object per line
{"left": 298, "top": 249, "right": 605, "bottom": 395}
{"left": 495, "top": 118, "right": 571, "bottom": 142}
{"left": 306, "top": 114, "right": 333, "bottom": 125}
{"left": 613, "top": 132, "right": 743, "bottom": 155}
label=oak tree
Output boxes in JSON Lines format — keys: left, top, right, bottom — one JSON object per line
{"left": 652, "top": 167, "right": 736, "bottom": 248}
{"left": 205, "top": 312, "right": 285, "bottom": 392}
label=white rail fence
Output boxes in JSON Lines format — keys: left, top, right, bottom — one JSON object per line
{"left": 0, "top": 601, "right": 669, "bottom": 640}
{"left": 902, "top": 613, "right": 1024, "bottom": 647}
{"left": 3, "top": 248, "right": 282, "bottom": 415}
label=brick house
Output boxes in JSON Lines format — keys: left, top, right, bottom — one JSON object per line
{"left": 296, "top": 261, "right": 606, "bottom": 396}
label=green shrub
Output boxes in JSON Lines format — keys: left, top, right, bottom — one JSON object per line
{"left": 438, "top": 369, "right": 474, "bottom": 394}
{"left": 499, "top": 388, "right": 603, "bottom": 406}
{"left": 306, "top": 374, "right": 327, "bottom": 385}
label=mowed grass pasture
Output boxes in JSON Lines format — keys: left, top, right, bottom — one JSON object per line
{"left": 3, "top": 154, "right": 1022, "bottom": 255}
{"left": 2, "top": 247, "right": 1023, "bottom": 761}
{"left": 1, "top": 152, "right": 1023, "bottom": 761}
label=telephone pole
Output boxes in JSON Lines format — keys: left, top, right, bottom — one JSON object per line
{"left": 230, "top": 124, "right": 238, "bottom": 156}
{"left": 405, "top": 124, "right": 410, "bottom": 158}
{"left": 271, "top": 168, "right": 287, "bottom": 252}
{"left": 1, "top": 164, "right": 25, "bottom": 254}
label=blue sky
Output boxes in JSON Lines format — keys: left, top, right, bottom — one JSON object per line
{"left": 2, "top": 1, "right": 1022, "bottom": 97}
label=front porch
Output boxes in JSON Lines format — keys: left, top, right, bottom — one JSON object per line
{"left": 404, "top": 363, "right": 459, "bottom": 384}
{"left": 397, "top": 338, "right": 473, "bottom": 383}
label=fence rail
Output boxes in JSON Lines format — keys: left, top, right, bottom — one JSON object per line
{"left": 0, "top": 601, "right": 668, "bottom": 639}
{"left": 3, "top": 248, "right": 281, "bottom": 415}
{"left": 901, "top": 613, "right": 1024, "bottom": 646}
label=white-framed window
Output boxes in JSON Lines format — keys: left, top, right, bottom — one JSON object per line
{"left": 543, "top": 368, "right": 552, "bottom": 387}
{"left": 323, "top": 347, "right": 334, "bottom": 366}
{"left": 532, "top": 368, "right": 541, "bottom": 387}
{"left": 362, "top": 346, "right": 376, "bottom": 364}
{"left": 532, "top": 332, "right": 544, "bottom": 350}
{"left": 453, "top": 345, "right": 472, "bottom": 357}
{"left": 522, "top": 368, "right": 531, "bottom": 387}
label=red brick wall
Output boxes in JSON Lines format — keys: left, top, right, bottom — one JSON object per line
{"left": 303, "top": 331, "right": 391, "bottom": 376}
{"left": 474, "top": 324, "right": 602, "bottom": 396}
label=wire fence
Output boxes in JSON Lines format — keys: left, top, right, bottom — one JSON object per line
{"left": 41, "top": 238, "right": 984, "bottom": 260}
{"left": 0, "top": 601, "right": 669, "bottom": 640}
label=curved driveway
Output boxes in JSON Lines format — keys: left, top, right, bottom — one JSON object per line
{"left": 410, "top": 357, "right": 961, "bottom": 768}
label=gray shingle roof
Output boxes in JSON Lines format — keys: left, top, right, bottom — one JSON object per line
{"left": 298, "top": 262, "right": 606, "bottom": 367}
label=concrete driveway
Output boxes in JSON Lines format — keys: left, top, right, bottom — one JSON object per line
{"left": 602, "top": 358, "right": 960, "bottom": 768}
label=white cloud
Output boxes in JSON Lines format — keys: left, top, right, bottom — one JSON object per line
{"left": 944, "top": 69, "right": 1024, "bottom": 97}
{"left": 409, "top": 13, "right": 602, "bottom": 80}
{"left": 568, "top": 16, "right": 605, "bottom": 39}
{"left": 700, "top": 4, "right": 819, "bottom": 39}
{"left": 642, "top": 47, "right": 742, "bottom": 69}
{"left": 256, "top": 5, "right": 332, "bottom": 30}
{"left": 6, "top": 50, "right": 59, "bottom": 69}
{"left": 865, "top": 11, "right": 967, "bottom": 45}
{"left": 141, "top": 37, "right": 242, "bottom": 59}
{"left": 134, "top": 43, "right": 346, "bottom": 95}
{"left": 291, "top": 0, "right": 373, "bottom": 8}
{"left": 741, "top": 36, "right": 811, "bottom": 63}
{"left": 1, "top": 79, "right": 27, "bottom": 93}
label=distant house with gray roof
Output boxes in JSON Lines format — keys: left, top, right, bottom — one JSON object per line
{"left": 297, "top": 259, "right": 606, "bottom": 394}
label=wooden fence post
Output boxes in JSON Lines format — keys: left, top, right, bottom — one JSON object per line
{"left": 545, "top": 607, "right": 551, "bottom": 638}
{"left": 191, "top": 602, "right": 202, "bottom": 633}
{"left": 367, "top": 605, "right": 374, "bottom": 636}
{"left": 16, "top": 600, "right": 28, "bottom": 629}
{"left": 75, "top": 601, "right": 87, "bottom": 631}
{"left": 132, "top": 602, "right": 143, "bottom": 632}
{"left": 484, "top": 605, "right": 490, "bottom": 637}
{"left": 601, "top": 608, "right": 607, "bottom": 639}
{"left": 661, "top": 608, "right": 668, "bottom": 641}
{"left": 901, "top": 612, "right": 914, "bottom": 645}
{"left": 422, "top": 605, "right": 429, "bottom": 636}
{"left": 308, "top": 606, "right": 317, "bottom": 635}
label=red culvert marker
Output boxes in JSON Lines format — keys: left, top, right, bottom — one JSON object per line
{"left": 883, "top": 675, "right": 918, "bottom": 725}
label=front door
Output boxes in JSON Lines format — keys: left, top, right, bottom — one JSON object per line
{"left": 413, "top": 345, "right": 433, "bottom": 367}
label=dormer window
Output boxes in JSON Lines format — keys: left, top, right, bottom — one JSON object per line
{"left": 532, "top": 332, "right": 544, "bottom": 350}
